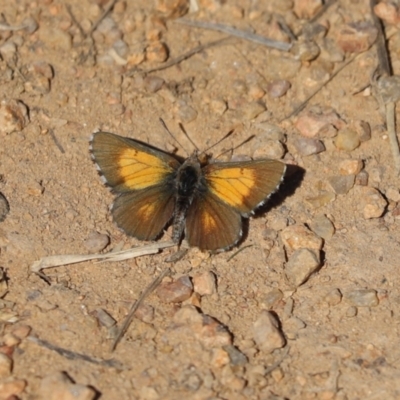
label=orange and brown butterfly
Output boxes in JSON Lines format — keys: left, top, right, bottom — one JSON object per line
{"left": 89, "top": 131, "right": 286, "bottom": 251}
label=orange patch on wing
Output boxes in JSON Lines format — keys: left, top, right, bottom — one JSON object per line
{"left": 137, "top": 202, "right": 157, "bottom": 221}
{"left": 202, "top": 209, "right": 217, "bottom": 233}
{"left": 207, "top": 168, "right": 257, "bottom": 208}
{"left": 117, "top": 148, "right": 173, "bottom": 190}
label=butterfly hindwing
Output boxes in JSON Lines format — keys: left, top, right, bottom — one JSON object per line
{"left": 90, "top": 131, "right": 180, "bottom": 193}
{"left": 112, "top": 184, "right": 175, "bottom": 241}
{"left": 203, "top": 160, "right": 286, "bottom": 216}
{"left": 185, "top": 191, "right": 242, "bottom": 251}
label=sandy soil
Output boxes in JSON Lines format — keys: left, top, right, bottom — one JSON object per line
{"left": 1, "top": 0, "right": 400, "bottom": 399}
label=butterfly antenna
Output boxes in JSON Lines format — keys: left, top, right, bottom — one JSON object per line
{"left": 159, "top": 118, "right": 188, "bottom": 156}
{"left": 179, "top": 123, "right": 199, "bottom": 152}
{"left": 200, "top": 129, "right": 235, "bottom": 156}
{"left": 215, "top": 134, "right": 255, "bottom": 159}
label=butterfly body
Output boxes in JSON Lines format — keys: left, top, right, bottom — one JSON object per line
{"left": 90, "top": 131, "right": 286, "bottom": 251}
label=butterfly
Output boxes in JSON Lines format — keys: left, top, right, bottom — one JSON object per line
{"left": 90, "top": 131, "right": 286, "bottom": 251}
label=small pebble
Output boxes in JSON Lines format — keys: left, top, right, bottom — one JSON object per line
{"left": 339, "top": 159, "right": 363, "bottom": 175}
{"left": 356, "top": 186, "right": 387, "bottom": 219}
{"left": 0, "top": 353, "right": 12, "bottom": 378}
{"left": 248, "top": 84, "right": 265, "bottom": 100}
{"left": 334, "top": 128, "right": 360, "bottom": 151}
{"left": 253, "top": 310, "right": 285, "bottom": 353}
{"left": 31, "top": 61, "right": 54, "bottom": 79}
{"left": 336, "top": 22, "right": 378, "bottom": 53}
{"left": 281, "top": 224, "right": 323, "bottom": 252}
{"left": 355, "top": 170, "right": 369, "bottom": 186}
{"left": 39, "top": 372, "right": 97, "bottom": 400}
{"left": 157, "top": 276, "right": 193, "bottom": 303}
{"left": 290, "top": 39, "right": 320, "bottom": 61}
{"left": 267, "top": 79, "right": 291, "bottom": 98}
{"left": 0, "top": 193, "right": 9, "bottom": 222}
{"left": 254, "top": 122, "right": 285, "bottom": 141}
{"left": 292, "top": 137, "right": 325, "bottom": 156}
{"left": 386, "top": 186, "right": 400, "bottom": 202}
{"left": 210, "top": 98, "right": 227, "bottom": 115}
{"left": 144, "top": 76, "right": 164, "bottom": 93}
{"left": 211, "top": 347, "right": 230, "bottom": 368}
{"left": 84, "top": 231, "right": 110, "bottom": 252}
{"left": 176, "top": 101, "right": 198, "bottom": 123}
{"left": 21, "top": 17, "right": 39, "bottom": 34}
{"left": 327, "top": 174, "right": 355, "bottom": 195}
{"left": 346, "top": 306, "right": 358, "bottom": 317}
{"left": 376, "top": 75, "right": 400, "bottom": 103}
{"left": 139, "top": 386, "right": 159, "bottom": 400}
{"left": 133, "top": 304, "right": 154, "bottom": 323}
{"left": 112, "top": 39, "right": 129, "bottom": 58}
{"left": 305, "top": 191, "right": 336, "bottom": 208}
{"left": 344, "top": 289, "right": 379, "bottom": 307}
{"left": 11, "top": 324, "right": 32, "bottom": 340}
{"left": 156, "top": 0, "right": 189, "bottom": 18}
{"left": 295, "top": 108, "right": 343, "bottom": 138}
{"left": 253, "top": 140, "right": 285, "bottom": 159}
{"left": 294, "top": 0, "right": 323, "bottom": 18}
{"left": 284, "top": 317, "right": 306, "bottom": 339}
{"left": 91, "top": 308, "right": 116, "bottom": 328}
{"left": 0, "top": 42, "right": 17, "bottom": 60}
{"left": 223, "top": 345, "right": 248, "bottom": 366}
{"left": 324, "top": 288, "right": 342, "bottom": 306}
{"left": 0, "top": 99, "right": 29, "bottom": 135}
{"left": 171, "top": 305, "right": 232, "bottom": 347}
{"left": 0, "top": 380, "right": 26, "bottom": 399}
{"left": 285, "top": 248, "right": 321, "bottom": 286}
{"left": 261, "top": 288, "right": 283, "bottom": 309}
{"left": 354, "top": 120, "right": 371, "bottom": 142}
{"left": 193, "top": 271, "right": 217, "bottom": 296}
{"left": 241, "top": 101, "right": 266, "bottom": 120}
{"left": 320, "top": 37, "right": 344, "bottom": 63}
{"left": 373, "top": 1, "right": 400, "bottom": 25}
{"left": 309, "top": 214, "right": 335, "bottom": 240}
{"left": 146, "top": 42, "right": 169, "bottom": 63}
{"left": 3, "top": 333, "right": 21, "bottom": 347}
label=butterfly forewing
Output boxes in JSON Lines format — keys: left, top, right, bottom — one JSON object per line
{"left": 203, "top": 160, "right": 286, "bottom": 215}
{"left": 185, "top": 192, "right": 242, "bottom": 251}
{"left": 90, "top": 132, "right": 180, "bottom": 192}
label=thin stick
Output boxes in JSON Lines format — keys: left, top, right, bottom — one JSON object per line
{"left": 28, "top": 336, "right": 123, "bottom": 368}
{"left": 295, "top": 0, "right": 338, "bottom": 37}
{"left": 111, "top": 267, "right": 171, "bottom": 351}
{"left": 49, "top": 129, "right": 65, "bottom": 154}
{"left": 226, "top": 245, "right": 253, "bottom": 262}
{"left": 370, "top": 0, "right": 391, "bottom": 76}
{"left": 88, "top": 0, "right": 117, "bottom": 37}
{"left": 126, "top": 37, "right": 228, "bottom": 76}
{"left": 370, "top": 0, "right": 400, "bottom": 174}
{"left": 386, "top": 101, "right": 400, "bottom": 173}
{"left": 281, "top": 54, "right": 357, "bottom": 121}
{"left": 65, "top": 5, "right": 86, "bottom": 38}
{"left": 175, "top": 19, "right": 292, "bottom": 51}
{"left": 30, "top": 241, "right": 175, "bottom": 274}
{"left": 265, "top": 346, "right": 290, "bottom": 375}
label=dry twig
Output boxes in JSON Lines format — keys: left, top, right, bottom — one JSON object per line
{"left": 175, "top": 19, "right": 292, "bottom": 51}
{"left": 111, "top": 267, "right": 171, "bottom": 351}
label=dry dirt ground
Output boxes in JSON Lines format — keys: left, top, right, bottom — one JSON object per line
{"left": 1, "top": 0, "right": 400, "bottom": 399}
